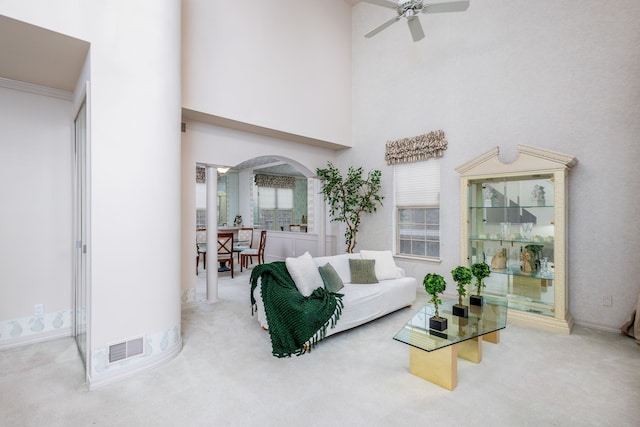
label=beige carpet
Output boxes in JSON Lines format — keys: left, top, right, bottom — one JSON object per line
{"left": 1, "top": 270, "right": 639, "bottom": 426}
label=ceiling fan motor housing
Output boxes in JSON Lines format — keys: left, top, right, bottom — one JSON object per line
{"left": 398, "top": 1, "right": 424, "bottom": 17}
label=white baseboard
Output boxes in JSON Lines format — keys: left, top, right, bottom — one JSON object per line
{"left": 573, "top": 319, "right": 621, "bottom": 334}
{"left": 0, "top": 327, "right": 72, "bottom": 351}
{"left": 87, "top": 337, "right": 183, "bottom": 390}
{"left": 181, "top": 301, "right": 198, "bottom": 309}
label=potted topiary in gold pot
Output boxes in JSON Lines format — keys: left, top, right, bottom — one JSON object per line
{"left": 423, "top": 273, "right": 448, "bottom": 331}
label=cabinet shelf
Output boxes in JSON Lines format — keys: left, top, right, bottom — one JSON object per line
{"left": 469, "top": 205, "right": 554, "bottom": 209}
{"left": 489, "top": 267, "right": 554, "bottom": 281}
{"left": 470, "top": 237, "right": 554, "bottom": 245}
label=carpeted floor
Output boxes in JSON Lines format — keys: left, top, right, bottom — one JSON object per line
{"left": 1, "top": 269, "right": 639, "bottom": 426}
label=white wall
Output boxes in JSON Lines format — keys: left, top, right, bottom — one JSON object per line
{"left": 0, "top": 83, "right": 73, "bottom": 345}
{"left": 351, "top": 0, "right": 640, "bottom": 331}
{"left": 181, "top": 0, "right": 353, "bottom": 146}
{"left": 0, "top": 0, "right": 183, "bottom": 388}
{"left": 179, "top": 0, "right": 354, "bottom": 304}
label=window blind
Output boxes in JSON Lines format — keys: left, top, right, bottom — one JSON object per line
{"left": 258, "top": 187, "right": 276, "bottom": 209}
{"left": 395, "top": 160, "right": 440, "bottom": 206}
{"left": 195, "top": 183, "right": 207, "bottom": 209}
{"left": 277, "top": 188, "right": 293, "bottom": 209}
{"left": 258, "top": 187, "right": 293, "bottom": 209}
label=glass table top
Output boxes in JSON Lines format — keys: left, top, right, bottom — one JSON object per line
{"left": 393, "top": 296, "right": 508, "bottom": 352}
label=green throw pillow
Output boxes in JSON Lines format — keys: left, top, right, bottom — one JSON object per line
{"left": 349, "top": 259, "right": 378, "bottom": 284}
{"left": 318, "top": 263, "right": 344, "bottom": 293}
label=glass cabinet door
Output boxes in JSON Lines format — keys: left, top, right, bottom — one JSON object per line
{"left": 468, "top": 175, "right": 556, "bottom": 316}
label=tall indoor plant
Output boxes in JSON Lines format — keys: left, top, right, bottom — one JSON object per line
{"left": 316, "top": 162, "right": 383, "bottom": 253}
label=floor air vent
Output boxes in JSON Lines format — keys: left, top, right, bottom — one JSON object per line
{"left": 108, "top": 337, "right": 144, "bottom": 363}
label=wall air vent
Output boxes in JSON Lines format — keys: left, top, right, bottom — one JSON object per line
{"left": 108, "top": 337, "right": 144, "bottom": 363}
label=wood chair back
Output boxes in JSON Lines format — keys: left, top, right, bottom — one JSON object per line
{"left": 217, "top": 232, "right": 234, "bottom": 278}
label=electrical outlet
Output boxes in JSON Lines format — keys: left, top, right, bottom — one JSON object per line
{"left": 602, "top": 296, "right": 612, "bottom": 307}
{"left": 34, "top": 303, "right": 44, "bottom": 316}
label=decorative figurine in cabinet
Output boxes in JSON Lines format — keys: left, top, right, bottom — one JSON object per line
{"left": 456, "top": 145, "right": 577, "bottom": 333}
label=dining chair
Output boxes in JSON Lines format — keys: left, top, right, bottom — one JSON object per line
{"left": 240, "top": 230, "right": 267, "bottom": 272}
{"left": 196, "top": 228, "right": 207, "bottom": 275}
{"left": 233, "top": 227, "right": 253, "bottom": 263}
{"left": 217, "top": 232, "right": 234, "bottom": 278}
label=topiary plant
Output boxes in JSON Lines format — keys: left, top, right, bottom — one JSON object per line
{"left": 451, "top": 265, "right": 472, "bottom": 305}
{"left": 423, "top": 273, "right": 447, "bottom": 319}
{"left": 316, "top": 162, "right": 383, "bottom": 253}
{"left": 471, "top": 262, "right": 491, "bottom": 296}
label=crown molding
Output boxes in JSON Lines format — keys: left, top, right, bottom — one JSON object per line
{"left": 456, "top": 145, "right": 578, "bottom": 176}
{"left": 517, "top": 144, "right": 578, "bottom": 170}
{"left": 0, "top": 76, "right": 73, "bottom": 101}
{"left": 455, "top": 146, "right": 499, "bottom": 174}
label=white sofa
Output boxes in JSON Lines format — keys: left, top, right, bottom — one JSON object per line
{"left": 252, "top": 252, "right": 417, "bottom": 337}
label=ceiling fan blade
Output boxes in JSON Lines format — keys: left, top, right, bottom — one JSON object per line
{"left": 407, "top": 16, "right": 425, "bottom": 42}
{"left": 364, "top": 16, "right": 402, "bottom": 38}
{"left": 423, "top": 1, "right": 470, "bottom": 14}
{"left": 361, "top": 0, "right": 400, "bottom": 10}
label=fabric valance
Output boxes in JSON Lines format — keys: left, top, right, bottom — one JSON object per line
{"left": 196, "top": 166, "right": 206, "bottom": 183}
{"left": 254, "top": 174, "right": 296, "bottom": 189}
{"left": 384, "top": 130, "right": 448, "bottom": 165}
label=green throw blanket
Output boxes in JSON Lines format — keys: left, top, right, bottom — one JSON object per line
{"left": 250, "top": 261, "right": 344, "bottom": 358}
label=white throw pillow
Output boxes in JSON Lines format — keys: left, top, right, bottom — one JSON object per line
{"left": 360, "top": 250, "right": 401, "bottom": 280}
{"left": 285, "top": 251, "right": 324, "bottom": 297}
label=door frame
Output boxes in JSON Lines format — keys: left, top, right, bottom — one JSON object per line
{"left": 72, "top": 84, "right": 91, "bottom": 383}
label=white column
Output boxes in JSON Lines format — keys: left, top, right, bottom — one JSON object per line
{"left": 204, "top": 166, "right": 220, "bottom": 303}
{"left": 238, "top": 169, "right": 252, "bottom": 226}
{"left": 315, "top": 178, "right": 326, "bottom": 256}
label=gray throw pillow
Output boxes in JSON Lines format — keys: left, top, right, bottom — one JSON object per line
{"left": 349, "top": 259, "right": 378, "bottom": 284}
{"left": 318, "top": 263, "right": 344, "bottom": 293}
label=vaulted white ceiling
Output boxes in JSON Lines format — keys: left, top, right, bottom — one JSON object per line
{"left": 0, "top": 2, "right": 366, "bottom": 93}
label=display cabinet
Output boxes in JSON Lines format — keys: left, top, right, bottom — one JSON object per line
{"left": 456, "top": 145, "right": 577, "bottom": 334}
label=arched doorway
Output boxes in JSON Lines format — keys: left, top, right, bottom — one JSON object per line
{"left": 192, "top": 156, "right": 327, "bottom": 304}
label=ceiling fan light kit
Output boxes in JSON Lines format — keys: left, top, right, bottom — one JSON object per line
{"left": 363, "top": 0, "right": 470, "bottom": 42}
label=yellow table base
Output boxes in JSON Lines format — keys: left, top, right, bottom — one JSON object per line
{"left": 483, "top": 330, "right": 500, "bottom": 344}
{"left": 408, "top": 331, "right": 500, "bottom": 391}
{"left": 410, "top": 344, "right": 457, "bottom": 391}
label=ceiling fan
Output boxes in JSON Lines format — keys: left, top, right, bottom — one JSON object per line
{"left": 362, "top": 0, "right": 470, "bottom": 42}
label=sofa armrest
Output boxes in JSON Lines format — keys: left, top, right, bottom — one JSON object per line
{"left": 397, "top": 267, "right": 406, "bottom": 278}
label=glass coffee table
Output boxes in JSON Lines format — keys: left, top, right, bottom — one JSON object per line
{"left": 394, "top": 295, "right": 507, "bottom": 390}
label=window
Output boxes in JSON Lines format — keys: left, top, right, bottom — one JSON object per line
{"left": 257, "top": 187, "right": 293, "bottom": 231}
{"left": 395, "top": 161, "right": 440, "bottom": 259}
{"left": 196, "top": 209, "right": 207, "bottom": 229}
{"left": 195, "top": 182, "right": 207, "bottom": 228}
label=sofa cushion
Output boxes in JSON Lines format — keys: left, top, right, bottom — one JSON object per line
{"left": 349, "top": 259, "right": 379, "bottom": 284}
{"left": 285, "top": 252, "right": 324, "bottom": 297}
{"left": 313, "top": 253, "right": 361, "bottom": 284}
{"left": 360, "top": 250, "right": 402, "bottom": 280}
{"left": 318, "top": 263, "right": 344, "bottom": 293}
